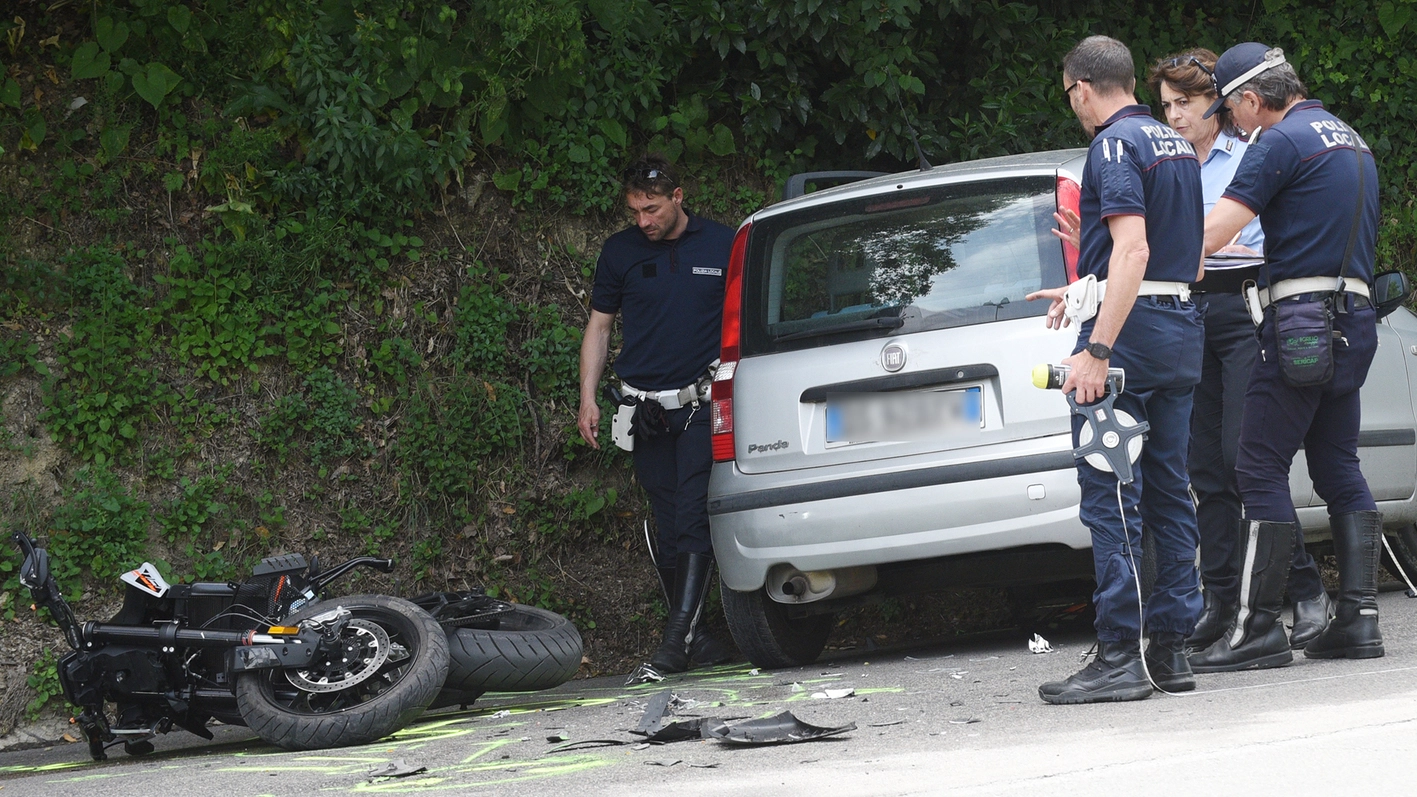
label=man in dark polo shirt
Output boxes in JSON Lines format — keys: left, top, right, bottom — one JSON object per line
{"left": 1027, "top": 35, "right": 1206, "bottom": 703}
{"left": 1193, "top": 43, "right": 1384, "bottom": 670}
{"left": 578, "top": 156, "right": 736, "bottom": 677}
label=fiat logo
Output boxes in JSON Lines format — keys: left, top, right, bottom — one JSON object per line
{"left": 881, "top": 342, "right": 906, "bottom": 372}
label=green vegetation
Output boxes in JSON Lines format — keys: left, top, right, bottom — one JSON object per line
{"left": 1, "top": 1, "right": 1414, "bottom": 679}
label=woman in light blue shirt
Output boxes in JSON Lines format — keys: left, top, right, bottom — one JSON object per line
{"left": 1148, "top": 50, "right": 1331, "bottom": 666}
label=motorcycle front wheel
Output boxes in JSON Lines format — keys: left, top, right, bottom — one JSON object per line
{"left": 235, "top": 594, "right": 449, "bottom": 751}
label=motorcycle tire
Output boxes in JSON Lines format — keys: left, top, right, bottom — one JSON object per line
{"left": 420, "top": 596, "right": 582, "bottom": 705}
{"left": 234, "top": 594, "right": 449, "bottom": 751}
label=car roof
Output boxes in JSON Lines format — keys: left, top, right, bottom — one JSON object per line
{"left": 752, "top": 148, "right": 1089, "bottom": 223}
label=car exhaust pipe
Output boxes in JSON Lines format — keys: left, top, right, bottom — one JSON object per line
{"left": 768, "top": 565, "right": 877, "bottom": 604}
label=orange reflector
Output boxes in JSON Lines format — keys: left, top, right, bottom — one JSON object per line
{"left": 266, "top": 626, "right": 301, "bottom": 635}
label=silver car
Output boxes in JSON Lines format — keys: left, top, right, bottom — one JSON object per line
{"left": 707, "top": 150, "right": 1417, "bottom": 668}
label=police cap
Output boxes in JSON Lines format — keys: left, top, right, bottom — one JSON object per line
{"left": 1203, "top": 42, "right": 1288, "bottom": 119}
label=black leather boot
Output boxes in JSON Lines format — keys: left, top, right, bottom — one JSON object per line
{"left": 1288, "top": 589, "right": 1333, "bottom": 649}
{"left": 653, "top": 562, "right": 734, "bottom": 667}
{"left": 1039, "top": 640, "right": 1152, "bottom": 704}
{"left": 648, "top": 552, "right": 715, "bottom": 674}
{"left": 1305, "top": 510, "right": 1384, "bottom": 659}
{"left": 1190, "top": 519, "right": 1296, "bottom": 672}
{"left": 1145, "top": 632, "right": 1196, "bottom": 692}
{"left": 1185, "top": 590, "right": 1236, "bottom": 653}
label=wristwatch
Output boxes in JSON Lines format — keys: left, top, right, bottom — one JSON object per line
{"left": 1084, "top": 341, "right": 1113, "bottom": 361}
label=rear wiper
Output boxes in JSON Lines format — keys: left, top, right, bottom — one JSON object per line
{"left": 773, "top": 316, "right": 905, "bottom": 342}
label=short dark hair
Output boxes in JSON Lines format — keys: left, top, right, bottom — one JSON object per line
{"left": 621, "top": 154, "right": 679, "bottom": 198}
{"left": 1149, "top": 49, "right": 1241, "bottom": 137}
{"left": 1227, "top": 63, "right": 1308, "bottom": 113}
{"left": 1063, "top": 36, "right": 1136, "bottom": 96}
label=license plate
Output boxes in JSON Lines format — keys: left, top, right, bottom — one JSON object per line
{"left": 825, "top": 387, "right": 982, "bottom": 444}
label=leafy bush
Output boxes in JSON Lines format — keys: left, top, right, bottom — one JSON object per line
{"left": 397, "top": 373, "right": 525, "bottom": 510}
{"left": 256, "top": 367, "right": 371, "bottom": 472}
{"left": 41, "top": 248, "right": 163, "bottom": 465}
{"left": 47, "top": 465, "right": 152, "bottom": 598}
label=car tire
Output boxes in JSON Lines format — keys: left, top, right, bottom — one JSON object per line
{"left": 1382, "top": 524, "right": 1417, "bottom": 587}
{"left": 721, "top": 583, "right": 833, "bottom": 669}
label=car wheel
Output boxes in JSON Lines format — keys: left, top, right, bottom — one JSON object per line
{"left": 721, "top": 583, "right": 833, "bottom": 669}
{"left": 1382, "top": 524, "right": 1417, "bottom": 587}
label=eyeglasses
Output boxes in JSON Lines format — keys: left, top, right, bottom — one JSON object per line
{"left": 1167, "top": 55, "right": 1215, "bottom": 77}
{"left": 1064, "top": 78, "right": 1090, "bottom": 97}
{"left": 622, "top": 168, "right": 676, "bottom": 184}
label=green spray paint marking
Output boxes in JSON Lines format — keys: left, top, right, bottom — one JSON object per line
{"left": 348, "top": 753, "right": 615, "bottom": 793}
{"left": 0, "top": 761, "right": 90, "bottom": 776}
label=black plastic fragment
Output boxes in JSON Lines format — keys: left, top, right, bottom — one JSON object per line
{"left": 705, "top": 711, "right": 855, "bottom": 745}
{"left": 642, "top": 718, "right": 716, "bottom": 743}
{"left": 633, "top": 690, "right": 675, "bottom": 736}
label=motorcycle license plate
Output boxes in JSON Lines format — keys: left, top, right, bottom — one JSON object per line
{"left": 825, "top": 386, "right": 982, "bottom": 444}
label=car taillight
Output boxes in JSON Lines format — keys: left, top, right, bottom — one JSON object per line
{"left": 1057, "top": 175, "right": 1081, "bottom": 283}
{"left": 712, "top": 222, "right": 751, "bottom": 462}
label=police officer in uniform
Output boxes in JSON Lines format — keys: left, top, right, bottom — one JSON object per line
{"left": 1028, "top": 36, "right": 1206, "bottom": 703}
{"left": 1192, "top": 44, "right": 1384, "bottom": 669}
{"left": 1147, "top": 50, "right": 1333, "bottom": 655}
{"left": 578, "top": 157, "right": 736, "bottom": 677}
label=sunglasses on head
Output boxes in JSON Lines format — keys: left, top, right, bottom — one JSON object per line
{"left": 622, "top": 168, "right": 676, "bottom": 183}
{"left": 1168, "top": 55, "right": 1215, "bottom": 77}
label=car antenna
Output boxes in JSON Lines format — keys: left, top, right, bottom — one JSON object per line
{"left": 895, "top": 93, "right": 933, "bottom": 171}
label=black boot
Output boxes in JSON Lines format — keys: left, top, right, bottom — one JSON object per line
{"left": 1288, "top": 589, "right": 1333, "bottom": 649}
{"left": 1189, "top": 519, "right": 1295, "bottom": 672}
{"left": 1185, "top": 590, "right": 1236, "bottom": 653}
{"left": 653, "top": 562, "right": 734, "bottom": 667}
{"left": 1038, "top": 640, "right": 1152, "bottom": 704}
{"left": 1305, "top": 511, "right": 1384, "bottom": 659}
{"left": 648, "top": 552, "right": 715, "bottom": 674}
{"left": 1145, "top": 632, "right": 1196, "bottom": 692}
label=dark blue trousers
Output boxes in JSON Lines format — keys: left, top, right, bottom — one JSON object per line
{"left": 631, "top": 403, "right": 714, "bottom": 559}
{"left": 1235, "top": 299, "right": 1378, "bottom": 524}
{"left": 1075, "top": 298, "right": 1204, "bottom": 641}
{"left": 1189, "top": 292, "right": 1324, "bottom": 606}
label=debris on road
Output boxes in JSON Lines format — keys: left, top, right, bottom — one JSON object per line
{"left": 626, "top": 663, "right": 666, "bottom": 685}
{"left": 706, "top": 711, "right": 855, "bottom": 745}
{"left": 810, "top": 688, "right": 855, "bottom": 699}
{"left": 366, "top": 759, "right": 427, "bottom": 780}
{"left": 1029, "top": 633, "right": 1055, "bottom": 654}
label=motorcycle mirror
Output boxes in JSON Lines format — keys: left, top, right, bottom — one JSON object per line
{"left": 19, "top": 542, "right": 50, "bottom": 591}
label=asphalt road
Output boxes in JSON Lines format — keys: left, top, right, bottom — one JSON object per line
{"left": 3, "top": 589, "right": 1416, "bottom": 796}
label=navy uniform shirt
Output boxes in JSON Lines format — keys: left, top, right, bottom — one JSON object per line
{"left": 1078, "top": 105, "right": 1204, "bottom": 283}
{"left": 1221, "top": 100, "right": 1379, "bottom": 288}
{"left": 591, "top": 214, "right": 734, "bottom": 391}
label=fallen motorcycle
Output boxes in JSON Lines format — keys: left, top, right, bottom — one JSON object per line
{"left": 13, "top": 530, "right": 449, "bottom": 760}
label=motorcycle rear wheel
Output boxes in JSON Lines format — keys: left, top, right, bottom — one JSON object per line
{"left": 235, "top": 594, "right": 448, "bottom": 751}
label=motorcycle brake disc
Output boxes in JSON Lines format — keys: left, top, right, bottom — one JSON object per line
{"left": 286, "top": 618, "right": 392, "bottom": 693}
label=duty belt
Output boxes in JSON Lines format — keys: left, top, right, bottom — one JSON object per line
{"left": 1063, "top": 275, "right": 1192, "bottom": 326}
{"left": 620, "top": 378, "right": 711, "bottom": 411}
{"left": 1257, "top": 276, "right": 1370, "bottom": 309}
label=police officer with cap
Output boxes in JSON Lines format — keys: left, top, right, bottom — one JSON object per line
{"left": 578, "top": 156, "right": 736, "bottom": 678}
{"left": 1028, "top": 35, "right": 1206, "bottom": 703}
{"left": 1192, "top": 43, "right": 1384, "bottom": 670}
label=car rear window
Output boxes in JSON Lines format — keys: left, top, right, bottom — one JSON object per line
{"left": 741, "top": 175, "right": 1066, "bottom": 355}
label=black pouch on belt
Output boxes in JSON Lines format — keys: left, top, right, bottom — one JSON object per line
{"left": 631, "top": 398, "right": 671, "bottom": 440}
{"left": 1271, "top": 298, "right": 1335, "bottom": 387}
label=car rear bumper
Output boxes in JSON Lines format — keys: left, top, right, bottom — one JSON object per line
{"left": 709, "top": 446, "right": 1092, "bottom": 592}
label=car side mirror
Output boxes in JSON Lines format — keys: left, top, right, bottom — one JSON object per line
{"left": 1373, "top": 270, "right": 1412, "bottom": 320}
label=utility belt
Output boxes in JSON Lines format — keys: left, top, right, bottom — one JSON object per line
{"left": 618, "top": 378, "right": 712, "bottom": 411}
{"left": 1062, "top": 274, "right": 1192, "bottom": 326}
{"left": 609, "top": 362, "right": 717, "bottom": 451}
{"left": 1241, "top": 277, "right": 1371, "bottom": 326}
